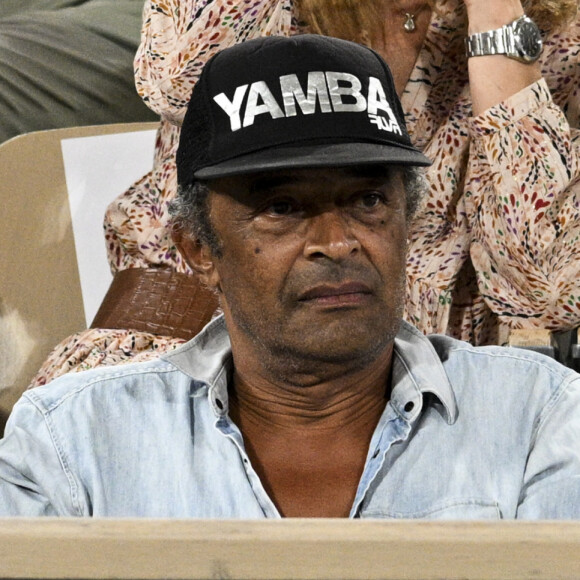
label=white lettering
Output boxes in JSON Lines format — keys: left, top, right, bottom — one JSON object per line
{"left": 213, "top": 85, "right": 249, "bottom": 132}
{"left": 280, "top": 72, "right": 331, "bottom": 117}
{"left": 367, "top": 77, "right": 402, "bottom": 135}
{"left": 368, "top": 113, "right": 402, "bottom": 134}
{"left": 325, "top": 72, "right": 366, "bottom": 112}
{"left": 212, "top": 73, "right": 402, "bottom": 135}
{"left": 243, "top": 81, "right": 285, "bottom": 127}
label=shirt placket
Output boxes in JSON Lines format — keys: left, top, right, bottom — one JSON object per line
{"left": 349, "top": 390, "right": 423, "bottom": 518}
{"left": 207, "top": 366, "right": 282, "bottom": 518}
{"left": 212, "top": 413, "right": 281, "bottom": 519}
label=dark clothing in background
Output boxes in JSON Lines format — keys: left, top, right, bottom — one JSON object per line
{"left": 0, "top": 0, "right": 158, "bottom": 143}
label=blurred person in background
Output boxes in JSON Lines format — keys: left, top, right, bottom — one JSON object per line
{"left": 0, "top": 0, "right": 157, "bottom": 143}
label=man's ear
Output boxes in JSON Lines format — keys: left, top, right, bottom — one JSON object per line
{"left": 172, "top": 228, "right": 221, "bottom": 292}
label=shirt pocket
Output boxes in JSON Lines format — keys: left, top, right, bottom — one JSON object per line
{"left": 361, "top": 499, "right": 502, "bottom": 520}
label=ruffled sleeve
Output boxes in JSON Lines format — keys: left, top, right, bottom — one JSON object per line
{"left": 135, "top": 0, "right": 296, "bottom": 125}
{"left": 468, "top": 22, "right": 580, "bottom": 329}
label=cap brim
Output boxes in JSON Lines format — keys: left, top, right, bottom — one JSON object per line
{"left": 194, "top": 142, "right": 431, "bottom": 179}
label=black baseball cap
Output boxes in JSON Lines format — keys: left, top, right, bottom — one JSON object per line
{"left": 177, "top": 34, "right": 431, "bottom": 185}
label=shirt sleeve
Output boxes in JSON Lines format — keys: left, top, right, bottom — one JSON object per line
{"left": 517, "top": 375, "right": 580, "bottom": 519}
{"left": 0, "top": 397, "right": 80, "bottom": 516}
{"left": 134, "top": 0, "right": 296, "bottom": 124}
{"left": 467, "top": 30, "right": 580, "bottom": 329}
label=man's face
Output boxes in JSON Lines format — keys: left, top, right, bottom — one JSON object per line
{"left": 193, "top": 165, "right": 408, "bottom": 374}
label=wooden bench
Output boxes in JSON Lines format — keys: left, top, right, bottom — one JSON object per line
{"left": 0, "top": 518, "right": 579, "bottom": 579}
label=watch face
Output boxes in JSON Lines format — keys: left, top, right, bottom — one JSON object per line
{"left": 514, "top": 17, "right": 543, "bottom": 62}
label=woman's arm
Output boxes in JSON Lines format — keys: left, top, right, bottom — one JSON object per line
{"left": 469, "top": 16, "right": 580, "bottom": 328}
{"left": 463, "top": 0, "right": 542, "bottom": 115}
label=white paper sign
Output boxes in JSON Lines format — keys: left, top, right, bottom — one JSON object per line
{"left": 61, "top": 130, "right": 157, "bottom": 326}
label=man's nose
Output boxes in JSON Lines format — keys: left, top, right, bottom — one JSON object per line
{"left": 303, "top": 210, "right": 361, "bottom": 261}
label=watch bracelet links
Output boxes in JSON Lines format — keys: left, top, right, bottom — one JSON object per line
{"left": 465, "top": 27, "right": 513, "bottom": 58}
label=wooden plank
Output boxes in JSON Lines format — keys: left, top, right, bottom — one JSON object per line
{"left": 0, "top": 518, "right": 579, "bottom": 579}
{"left": 507, "top": 328, "right": 555, "bottom": 348}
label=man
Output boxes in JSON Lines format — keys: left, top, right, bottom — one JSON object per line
{"left": 0, "top": 35, "right": 579, "bottom": 517}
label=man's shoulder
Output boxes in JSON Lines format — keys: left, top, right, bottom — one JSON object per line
{"left": 16, "top": 317, "right": 230, "bottom": 421}
{"left": 21, "top": 358, "right": 186, "bottom": 415}
{"left": 398, "top": 321, "right": 579, "bottom": 396}
{"left": 395, "top": 322, "right": 580, "bottom": 428}
{"left": 427, "top": 330, "right": 580, "bottom": 399}
{"left": 432, "top": 332, "right": 573, "bottom": 374}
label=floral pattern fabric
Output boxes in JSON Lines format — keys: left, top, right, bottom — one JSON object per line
{"left": 30, "top": 0, "right": 580, "bottom": 386}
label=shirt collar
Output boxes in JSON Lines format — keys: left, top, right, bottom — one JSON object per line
{"left": 163, "top": 316, "right": 457, "bottom": 423}
{"left": 164, "top": 316, "right": 231, "bottom": 381}
{"left": 392, "top": 321, "right": 457, "bottom": 424}
{"left": 163, "top": 316, "right": 232, "bottom": 415}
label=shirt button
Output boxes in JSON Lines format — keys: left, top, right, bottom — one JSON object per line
{"left": 404, "top": 401, "right": 414, "bottom": 413}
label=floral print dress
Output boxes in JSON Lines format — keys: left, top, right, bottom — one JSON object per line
{"left": 30, "top": 0, "right": 580, "bottom": 386}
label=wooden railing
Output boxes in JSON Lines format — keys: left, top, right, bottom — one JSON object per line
{"left": 0, "top": 518, "right": 579, "bottom": 579}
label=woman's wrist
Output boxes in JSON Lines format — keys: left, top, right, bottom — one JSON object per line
{"left": 462, "top": 0, "right": 541, "bottom": 115}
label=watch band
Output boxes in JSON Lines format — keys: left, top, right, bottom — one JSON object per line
{"left": 464, "top": 15, "right": 542, "bottom": 63}
{"left": 465, "top": 27, "right": 510, "bottom": 58}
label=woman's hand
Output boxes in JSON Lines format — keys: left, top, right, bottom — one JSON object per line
{"left": 461, "top": 0, "right": 524, "bottom": 33}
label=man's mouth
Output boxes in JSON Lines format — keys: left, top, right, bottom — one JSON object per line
{"left": 298, "top": 282, "right": 372, "bottom": 306}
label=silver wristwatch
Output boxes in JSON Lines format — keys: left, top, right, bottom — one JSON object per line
{"left": 465, "top": 15, "right": 543, "bottom": 63}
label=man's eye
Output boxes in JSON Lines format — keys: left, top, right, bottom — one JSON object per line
{"left": 265, "top": 200, "right": 296, "bottom": 216}
{"left": 356, "top": 192, "right": 385, "bottom": 209}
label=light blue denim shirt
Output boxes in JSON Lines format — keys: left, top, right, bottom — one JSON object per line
{"left": 1, "top": 317, "right": 580, "bottom": 518}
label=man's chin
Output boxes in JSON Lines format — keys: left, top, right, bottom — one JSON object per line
{"left": 274, "top": 321, "right": 400, "bottom": 367}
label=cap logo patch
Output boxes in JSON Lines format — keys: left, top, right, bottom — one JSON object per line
{"left": 213, "top": 71, "right": 402, "bottom": 135}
